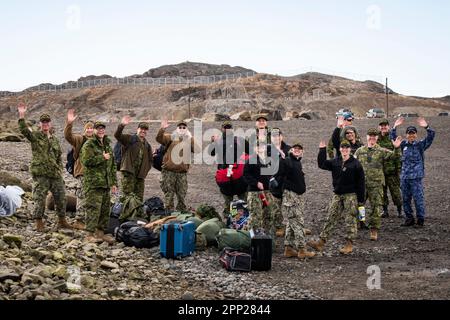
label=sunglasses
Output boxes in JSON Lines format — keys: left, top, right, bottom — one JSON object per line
{"left": 178, "top": 126, "right": 187, "bottom": 129}
{"left": 345, "top": 131, "right": 355, "bottom": 135}
{"left": 223, "top": 125, "right": 232, "bottom": 129}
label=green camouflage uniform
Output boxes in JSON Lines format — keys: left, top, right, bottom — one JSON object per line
{"left": 121, "top": 147, "right": 145, "bottom": 201}
{"left": 320, "top": 193, "right": 359, "bottom": 241}
{"left": 75, "top": 176, "right": 86, "bottom": 221}
{"left": 160, "top": 169, "right": 188, "bottom": 212}
{"left": 18, "top": 119, "right": 66, "bottom": 219}
{"left": 354, "top": 144, "right": 400, "bottom": 230}
{"left": 282, "top": 189, "right": 306, "bottom": 249}
{"left": 246, "top": 191, "right": 276, "bottom": 237}
{"left": 378, "top": 133, "right": 402, "bottom": 208}
{"left": 80, "top": 135, "right": 117, "bottom": 233}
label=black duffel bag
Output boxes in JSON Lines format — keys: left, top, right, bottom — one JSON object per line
{"left": 115, "top": 221, "right": 159, "bottom": 248}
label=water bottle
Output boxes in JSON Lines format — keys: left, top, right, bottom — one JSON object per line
{"left": 259, "top": 192, "right": 269, "bottom": 207}
{"left": 226, "top": 165, "right": 233, "bottom": 178}
{"left": 358, "top": 206, "right": 366, "bottom": 222}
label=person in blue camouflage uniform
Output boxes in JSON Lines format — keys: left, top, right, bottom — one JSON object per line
{"left": 378, "top": 119, "right": 403, "bottom": 218}
{"left": 81, "top": 121, "right": 118, "bottom": 243}
{"left": 390, "top": 117, "right": 435, "bottom": 227}
{"left": 17, "top": 103, "right": 73, "bottom": 232}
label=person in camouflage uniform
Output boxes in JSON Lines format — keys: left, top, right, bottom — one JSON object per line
{"left": 115, "top": 116, "right": 153, "bottom": 202}
{"left": 156, "top": 120, "right": 198, "bottom": 212}
{"left": 378, "top": 119, "right": 403, "bottom": 218}
{"left": 354, "top": 128, "right": 402, "bottom": 241}
{"left": 390, "top": 117, "right": 435, "bottom": 227}
{"left": 273, "top": 142, "right": 315, "bottom": 259}
{"left": 243, "top": 143, "right": 276, "bottom": 239}
{"left": 64, "top": 109, "right": 94, "bottom": 230}
{"left": 80, "top": 121, "right": 117, "bottom": 243}
{"left": 17, "top": 103, "right": 73, "bottom": 232}
{"left": 308, "top": 139, "right": 365, "bottom": 255}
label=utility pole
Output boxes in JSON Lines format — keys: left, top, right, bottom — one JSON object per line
{"left": 188, "top": 82, "right": 191, "bottom": 119}
{"left": 385, "top": 77, "right": 389, "bottom": 117}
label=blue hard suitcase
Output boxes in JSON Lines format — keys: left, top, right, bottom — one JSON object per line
{"left": 160, "top": 221, "right": 195, "bottom": 259}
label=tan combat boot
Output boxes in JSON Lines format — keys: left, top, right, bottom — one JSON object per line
{"left": 304, "top": 228, "right": 312, "bottom": 235}
{"left": 307, "top": 238, "right": 326, "bottom": 252}
{"left": 95, "top": 229, "right": 115, "bottom": 244}
{"left": 339, "top": 240, "right": 353, "bottom": 255}
{"left": 298, "top": 248, "right": 316, "bottom": 259}
{"left": 276, "top": 227, "right": 285, "bottom": 237}
{"left": 370, "top": 229, "right": 378, "bottom": 241}
{"left": 284, "top": 246, "right": 298, "bottom": 258}
{"left": 35, "top": 218, "right": 45, "bottom": 232}
{"left": 72, "top": 220, "right": 86, "bottom": 230}
{"left": 57, "top": 217, "right": 73, "bottom": 230}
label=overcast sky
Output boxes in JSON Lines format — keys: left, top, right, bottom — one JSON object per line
{"left": 1, "top": 0, "right": 449, "bottom": 97}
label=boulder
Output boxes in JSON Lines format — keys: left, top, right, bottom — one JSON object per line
{"left": 46, "top": 194, "right": 77, "bottom": 212}
{"left": 201, "top": 113, "right": 230, "bottom": 122}
{"left": 230, "top": 111, "right": 252, "bottom": 121}
{"left": 0, "top": 171, "right": 32, "bottom": 192}
{"left": 299, "top": 111, "right": 322, "bottom": 120}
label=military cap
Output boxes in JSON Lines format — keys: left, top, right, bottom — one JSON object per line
{"left": 406, "top": 126, "right": 418, "bottom": 134}
{"left": 39, "top": 114, "right": 51, "bottom": 122}
{"left": 222, "top": 120, "right": 233, "bottom": 128}
{"left": 94, "top": 121, "right": 106, "bottom": 129}
{"left": 343, "top": 112, "right": 354, "bottom": 120}
{"left": 340, "top": 139, "right": 351, "bottom": 147}
{"left": 367, "top": 128, "right": 379, "bottom": 136}
{"left": 378, "top": 119, "right": 389, "bottom": 125}
{"left": 138, "top": 122, "right": 149, "bottom": 130}
{"left": 272, "top": 127, "right": 282, "bottom": 135}
{"left": 255, "top": 114, "right": 268, "bottom": 121}
{"left": 177, "top": 121, "right": 188, "bottom": 127}
{"left": 292, "top": 141, "right": 303, "bottom": 149}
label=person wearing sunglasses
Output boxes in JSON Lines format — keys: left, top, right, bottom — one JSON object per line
{"left": 354, "top": 128, "right": 402, "bottom": 241}
{"left": 328, "top": 112, "right": 363, "bottom": 159}
{"left": 156, "top": 119, "right": 198, "bottom": 212}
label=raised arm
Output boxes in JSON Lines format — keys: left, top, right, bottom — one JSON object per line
{"left": 417, "top": 117, "right": 435, "bottom": 151}
{"left": 318, "top": 141, "right": 333, "bottom": 171}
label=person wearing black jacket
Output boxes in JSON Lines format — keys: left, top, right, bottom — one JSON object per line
{"left": 208, "top": 121, "right": 248, "bottom": 219}
{"left": 308, "top": 139, "right": 365, "bottom": 255}
{"left": 243, "top": 143, "right": 276, "bottom": 238}
{"left": 270, "top": 128, "right": 291, "bottom": 237}
{"left": 273, "top": 142, "right": 316, "bottom": 259}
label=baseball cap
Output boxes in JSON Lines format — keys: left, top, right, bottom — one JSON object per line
{"left": 406, "top": 126, "right": 418, "bottom": 134}
{"left": 343, "top": 112, "right": 354, "bottom": 120}
{"left": 292, "top": 141, "right": 303, "bottom": 149}
{"left": 379, "top": 119, "right": 389, "bottom": 125}
{"left": 138, "top": 122, "right": 149, "bottom": 130}
{"left": 39, "top": 114, "right": 51, "bottom": 122}
{"left": 367, "top": 128, "right": 379, "bottom": 136}
{"left": 340, "top": 139, "right": 351, "bottom": 147}
{"left": 94, "top": 121, "right": 106, "bottom": 129}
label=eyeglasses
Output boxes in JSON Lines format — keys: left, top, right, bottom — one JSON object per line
{"left": 178, "top": 126, "right": 187, "bottom": 129}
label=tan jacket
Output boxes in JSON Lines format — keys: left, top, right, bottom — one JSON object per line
{"left": 64, "top": 122, "right": 90, "bottom": 178}
{"left": 114, "top": 124, "right": 153, "bottom": 178}
{"left": 156, "top": 128, "right": 198, "bottom": 173}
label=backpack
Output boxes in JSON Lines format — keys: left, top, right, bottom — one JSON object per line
{"left": 215, "top": 154, "right": 249, "bottom": 196}
{"left": 152, "top": 144, "right": 167, "bottom": 172}
{"left": 66, "top": 136, "right": 88, "bottom": 176}
{"left": 113, "top": 134, "right": 139, "bottom": 170}
{"left": 219, "top": 248, "right": 252, "bottom": 272}
{"left": 143, "top": 196, "right": 167, "bottom": 216}
{"left": 115, "top": 221, "right": 159, "bottom": 248}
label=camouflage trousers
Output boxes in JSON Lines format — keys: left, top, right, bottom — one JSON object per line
{"left": 222, "top": 192, "right": 247, "bottom": 220}
{"left": 120, "top": 171, "right": 145, "bottom": 202}
{"left": 320, "top": 193, "right": 358, "bottom": 241}
{"left": 366, "top": 185, "right": 383, "bottom": 230}
{"left": 160, "top": 169, "right": 188, "bottom": 212}
{"left": 75, "top": 176, "right": 86, "bottom": 222}
{"left": 383, "top": 174, "right": 402, "bottom": 208}
{"left": 246, "top": 191, "right": 276, "bottom": 238}
{"left": 32, "top": 175, "right": 66, "bottom": 219}
{"left": 282, "top": 190, "right": 306, "bottom": 249}
{"left": 84, "top": 187, "right": 110, "bottom": 233}
{"left": 272, "top": 196, "right": 285, "bottom": 230}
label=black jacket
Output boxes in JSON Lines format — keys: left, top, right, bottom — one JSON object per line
{"left": 243, "top": 155, "right": 272, "bottom": 192}
{"left": 318, "top": 147, "right": 365, "bottom": 203}
{"left": 331, "top": 127, "right": 363, "bottom": 157}
{"left": 275, "top": 153, "right": 306, "bottom": 195}
{"left": 208, "top": 135, "right": 248, "bottom": 170}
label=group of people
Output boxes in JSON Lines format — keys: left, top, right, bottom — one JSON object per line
{"left": 16, "top": 103, "right": 436, "bottom": 259}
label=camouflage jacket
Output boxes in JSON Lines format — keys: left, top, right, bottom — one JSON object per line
{"left": 80, "top": 135, "right": 117, "bottom": 190}
{"left": 377, "top": 132, "right": 401, "bottom": 176}
{"left": 18, "top": 118, "right": 63, "bottom": 178}
{"left": 354, "top": 144, "right": 400, "bottom": 188}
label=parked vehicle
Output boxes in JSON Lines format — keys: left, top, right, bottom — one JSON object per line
{"left": 335, "top": 108, "right": 352, "bottom": 119}
{"left": 396, "top": 113, "right": 419, "bottom": 118}
{"left": 438, "top": 112, "right": 449, "bottom": 116}
{"left": 366, "top": 108, "right": 386, "bottom": 118}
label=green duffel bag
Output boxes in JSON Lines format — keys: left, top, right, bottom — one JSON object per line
{"left": 196, "top": 218, "right": 226, "bottom": 246}
{"left": 216, "top": 228, "right": 251, "bottom": 252}
{"left": 170, "top": 212, "right": 204, "bottom": 229}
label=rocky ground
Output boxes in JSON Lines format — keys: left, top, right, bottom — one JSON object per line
{"left": 1, "top": 117, "right": 449, "bottom": 300}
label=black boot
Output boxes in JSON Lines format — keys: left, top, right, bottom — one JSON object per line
{"left": 359, "top": 221, "right": 369, "bottom": 230}
{"left": 381, "top": 205, "right": 389, "bottom": 218}
{"left": 397, "top": 206, "right": 404, "bottom": 218}
{"left": 401, "top": 218, "right": 415, "bottom": 227}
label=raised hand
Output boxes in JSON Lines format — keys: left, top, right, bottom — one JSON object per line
{"left": 319, "top": 140, "right": 327, "bottom": 148}
{"left": 67, "top": 109, "right": 78, "bottom": 124}
{"left": 417, "top": 117, "right": 428, "bottom": 128}
{"left": 17, "top": 103, "right": 27, "bottom": 118}
{"left": 392, "top": 136, "right": 403, "bottom": 148}
{"left": 111, "top": 185, "right": 118, "bottom": 194}
{"left": 161, "top": 119, "right": 169, "bottom": 129}
{"left": 103, "top": 152, "right": 111, "bottom": 160}
{"left": 337, "top": 115, "right": 344, "bottom": 128}
{"left": 394, "top": 117, "right": 405, "bottom": 129}
{"left": 121, "top": 115, "right": 131, "bottom": 126}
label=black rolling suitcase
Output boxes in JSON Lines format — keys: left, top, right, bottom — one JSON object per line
{"left": 251, "top": 234, "right": 272, "bottom": 271}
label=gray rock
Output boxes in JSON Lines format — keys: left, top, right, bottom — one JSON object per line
{"left": 100, "top": 261, "right": 119, "bottom": 270}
